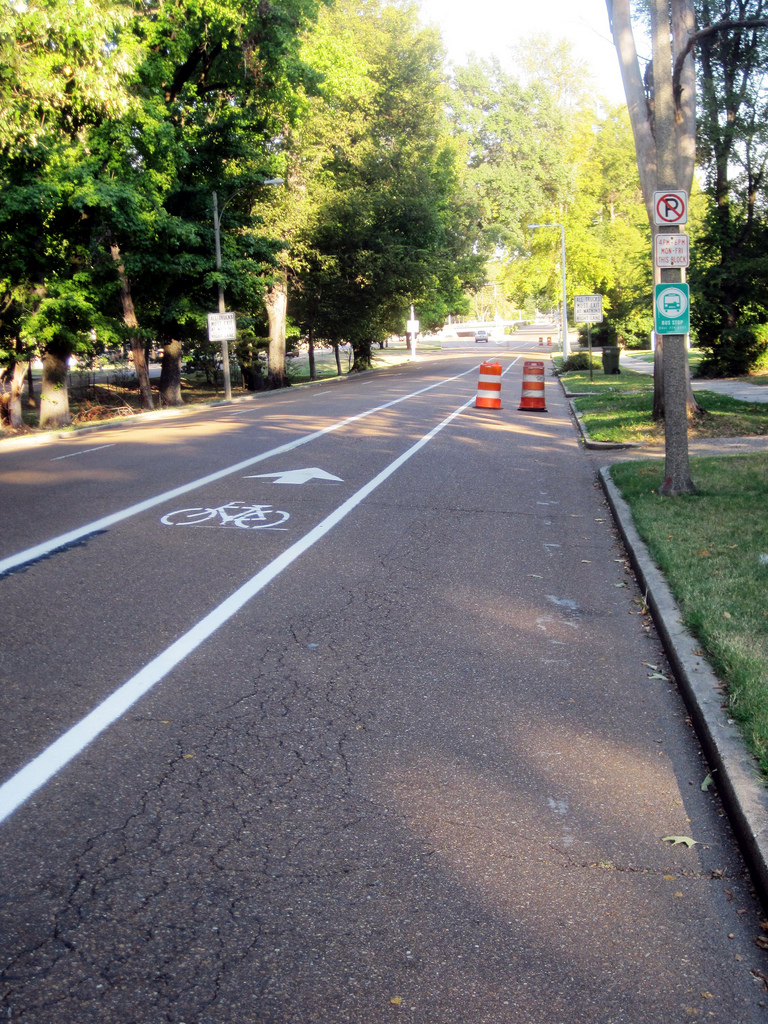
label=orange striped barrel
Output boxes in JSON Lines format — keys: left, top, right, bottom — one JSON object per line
{"left": 539, "top": 336, "right": 543, "bottom": 346}
{"left": 475, "top": 360, "right": 502, "bottom": 409}
{"left": 518, "top": 360, "right": 547, "bottom": 411}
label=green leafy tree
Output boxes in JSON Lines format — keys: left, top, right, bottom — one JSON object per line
{"left": 690, "top": 0, "right": 768, "bottom": 374}
{"left": 290, "top": 0, "right": 481, "bottom": 372}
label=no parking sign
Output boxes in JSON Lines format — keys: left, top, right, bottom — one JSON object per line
{"left": 653, "top": 190, "right": 688, "bottom": 226}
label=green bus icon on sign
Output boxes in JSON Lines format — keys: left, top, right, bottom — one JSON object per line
{"left": 654, "top": 284, "right": 690, "bottom": 335}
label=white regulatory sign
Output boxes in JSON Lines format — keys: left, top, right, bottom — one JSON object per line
{"left": 653, "top": 190, "right": 688, "bottom": 226}
{"left": 573, "top": 294, "right": 603, "bottom": 323}
{"left": 655, "top": 233, "right": 689, "bottom": 268}
{"left": 207, "top": 311, "right": 237, "bottom": 342}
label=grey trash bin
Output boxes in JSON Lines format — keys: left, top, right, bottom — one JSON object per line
{"left": 601, "top": 346, "right": 621, "bottom": 374}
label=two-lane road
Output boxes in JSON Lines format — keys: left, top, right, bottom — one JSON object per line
{"left": 2, "top": 344, "right": 766, "bottom": 1023}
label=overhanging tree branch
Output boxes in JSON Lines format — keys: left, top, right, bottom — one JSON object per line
{"left": 673, "top": 18, "right": 768, "bottom": 98}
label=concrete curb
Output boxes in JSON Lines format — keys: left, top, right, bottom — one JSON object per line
{"left": 600, "top": 465, "right": 768, "bottom": 910}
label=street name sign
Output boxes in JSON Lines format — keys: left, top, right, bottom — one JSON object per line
{"left": 655, "top": 233, "right": 690, "bottom": 268}
{"left": 573, "top": 294, "right": 603, "bottom": 323}
{"left": 207, "top": 311, "right": 237, "bottom": 342}
{"left": 653, "top": 190, "right": 688, "bottom": 226}
{"left": 654, "top": 283, "right": 690, "bottom": 335}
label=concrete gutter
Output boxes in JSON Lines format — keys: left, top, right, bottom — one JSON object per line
{"left": 600, "top": 466, "right": 768, "bottom": 911}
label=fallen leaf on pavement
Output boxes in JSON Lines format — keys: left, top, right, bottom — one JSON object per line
{"left": 702, "top": 773, "right": 716, "bottom": 791}
{"left": 662, "top": 835, "right": 698, "bottom": 848}
{"left": 648, "top": 672, "right": 670, "bottom": 680}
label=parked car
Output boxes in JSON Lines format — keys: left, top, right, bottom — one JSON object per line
{"left": 475, "top": 329, "right": 489, "bottom": 343}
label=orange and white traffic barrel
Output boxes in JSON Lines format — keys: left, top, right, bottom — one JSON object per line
{"left": 475, "top": 360, "right": 502, "bottom": 409}
{"left": 539, "top": 336, "right": 543, "bottom": 346}
{"left": 547, "top": 336, "right": 552, "bottom": 346}
{"left": 518, "top": 360, "right": 547, "bottom": 411}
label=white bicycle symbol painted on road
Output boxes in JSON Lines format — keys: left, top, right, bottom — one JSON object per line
{"left": 161, "top": 502, "right": 290, "bottom": 529}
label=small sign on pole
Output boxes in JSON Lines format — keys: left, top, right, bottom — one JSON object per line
{"left": 406, "top": 319, "right": 419, "bottom": 335}
{"left": 574, "top": 295, "right": 603, "bottom": 383}
{"left": 654, "top": 283, "right": 690, "bottom": 335}
{"left": 573, "top": 294, "right": 603, "bottom": 323}
{"left": 207, "top": 311, "right": 237, "bottom": 342}
{"left": 653, "top": 190, "right": 688, "bottom": 226}
{"left": 655, "top": 233, "right": 689, "bottom": 268}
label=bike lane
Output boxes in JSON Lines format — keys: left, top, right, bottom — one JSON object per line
{"left": 0, "top": 356, "right": 524, "bottom": 804}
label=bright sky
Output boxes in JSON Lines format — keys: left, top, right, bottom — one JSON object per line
{"left": 417, "top": 0, "right": 628, "bottom": 106}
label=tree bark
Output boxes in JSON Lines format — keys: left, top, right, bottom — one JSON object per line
{"left": 671, "top": 0, "right": 697, "bottom": 193}
{"left": 308, "top": 321, "right": 316, "bottom": 381}
{"left": 333, "top": 342, "right": 342, "bottom": 376}
{"left": 0, "top": 360, "right": 26, "bottom": 428}
{"left": 39, "top": 350, "right": 72, "bottom": 429}
{"left": 658, "top": 335, "right": 696, "bottom": 494}
{"left": 606, "top": 0, "right": 658, "bottom": 221}
{"left": 26, "top": 361, "right": 35, "bottom": 406}
{"left": 265, "top": 273, "right": 288, "bottom": 389}
{"left": 159, "top": 339, "right": 183, "bottom": 406}
{"left": 110, "top": 244, "right": 153, "bottom": 411}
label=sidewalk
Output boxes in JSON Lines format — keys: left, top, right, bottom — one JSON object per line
{"left": 621, "top": 352, "right": 768, "bottom": 403}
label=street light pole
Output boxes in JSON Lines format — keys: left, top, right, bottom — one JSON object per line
{"left": 527, "top": 223, "right": 570, "bottom": 358}
{"left": 212, "top": 178, "right": 284, "bottom": 401}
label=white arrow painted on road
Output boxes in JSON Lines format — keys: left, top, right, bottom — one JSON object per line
{"left": 244, "top": 467, "right": 343, "bottom": 485}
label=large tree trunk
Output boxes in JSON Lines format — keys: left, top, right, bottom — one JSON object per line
{"left": 333, "top": 342, "right": 342, "bottom": 376}
{"left": 27, "top": 361, "right": 35, "bottom": 407}
{"left": 159, "top": 339, "right": 183, "bottom": 406}
{"left": 652, "top": 339, "right": 704, "bottom": 421}
{"left": 308, "top": 321, "right": 316, "bottom": 381}
{"left": 265, "top": 273, "right": 288, "bottom": 389}
{"left": 650, "top": 0, "right": 696, "bottom": 495}
{"left": 0, "top": 358, "right": 27, "bottom": 428}
{"left": 110, "top": 244, "right": 153, "bottom": 411}
{"left": 39, "top": 350, "right": 72, "bottom": 429}
{"left": 609, "top": 0, "right": 696, "bottom": 492}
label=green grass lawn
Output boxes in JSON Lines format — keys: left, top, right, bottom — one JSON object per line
{"left": 573, "top": 390, "right": 768, "bottom": 444}
{"left": 611, "top": 455, "right": 768, "bottom": 776}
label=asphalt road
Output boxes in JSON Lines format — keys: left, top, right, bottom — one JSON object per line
{"left": 1, "top": 333, "right": 766, "bottom": 1023}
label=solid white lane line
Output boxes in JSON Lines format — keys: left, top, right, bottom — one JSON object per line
{"left": 51, "top": 445, "right": 116, "bottom": 461}
{"left": 0, "top": 365, "right": 483, "bottom": 577}
{"left": 0, "top": 392, "right": 480, "bottom": 826}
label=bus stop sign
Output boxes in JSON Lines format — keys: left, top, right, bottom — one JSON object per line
{"left": 654, "top": 283, "right": 690, "bottom": 334}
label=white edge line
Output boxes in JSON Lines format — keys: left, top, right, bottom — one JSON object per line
{"left": 0, "top": 394, "right": 477, "bottom": 825}
{"left": 0, "top": 366, "right": 483, "bottom": 576}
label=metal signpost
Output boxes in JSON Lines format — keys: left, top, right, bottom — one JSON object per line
{"left": 207, "top": 311, "right": 237, "bottom": 392}
{"left": 406, "top": 305, "right": 419, "bottom": 358}
{"left": 573, "top": 294, "right": 603, "bottom": 382}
